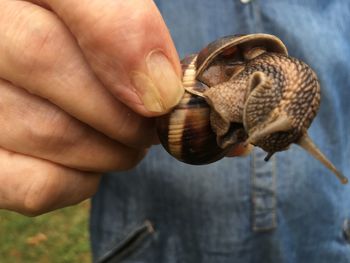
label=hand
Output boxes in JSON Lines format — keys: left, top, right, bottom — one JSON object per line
{"left": 0, "top": 0, "right": 183, "bottom": 215}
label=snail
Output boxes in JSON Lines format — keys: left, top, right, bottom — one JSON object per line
{"left": 157, "top": 34, "right": 348, "bottom": 184}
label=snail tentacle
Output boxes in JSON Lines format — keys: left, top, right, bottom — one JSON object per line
{"left": 297, "top": 134, "right": 348, "bottom": 184}
{"left": 245, "top": 115, "right": 293, "bottom": 146}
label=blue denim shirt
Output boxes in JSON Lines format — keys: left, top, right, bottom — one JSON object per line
{"left": 90, "top": 1, "right": 350, "bottom": 262}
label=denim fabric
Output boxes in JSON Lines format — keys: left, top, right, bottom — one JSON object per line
{"left": 90, "top": 1, "right": 350, "bottom": 262}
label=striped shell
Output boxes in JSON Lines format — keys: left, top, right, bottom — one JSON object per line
{"left": 157, "top": 55, "right": 234, "bottom": 164}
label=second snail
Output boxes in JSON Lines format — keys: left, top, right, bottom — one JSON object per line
{"left": 156, "top": 33, "right": 347, "bottom": 184}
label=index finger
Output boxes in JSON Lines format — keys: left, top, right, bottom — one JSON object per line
{"left": 31, "top": 0, "right": 184, "bottom": 116}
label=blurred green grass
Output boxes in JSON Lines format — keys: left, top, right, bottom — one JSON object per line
{"left": 0, "top": 201, "right": 91, "bottom": 263}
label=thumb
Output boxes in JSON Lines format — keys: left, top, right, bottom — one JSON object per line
{"left": 34, "top": 0, "right": 183, "bottom": 116}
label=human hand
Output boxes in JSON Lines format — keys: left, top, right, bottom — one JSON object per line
{"left": 0, "top": 0, "right": 183, "bottom": 215}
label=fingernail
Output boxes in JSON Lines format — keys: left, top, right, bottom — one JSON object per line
{"left": 131, "top": 50, "right": 184, "bottom": 113}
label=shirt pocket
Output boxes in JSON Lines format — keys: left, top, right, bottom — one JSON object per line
{"left": 96, "top": 220, "right": 155, "bottom": 263}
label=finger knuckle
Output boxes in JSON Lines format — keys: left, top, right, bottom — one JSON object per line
{"left": 22, "top": 173, "right": 59, "bottom": 216}
{"left": 12, "top": 10, "right": 66, "bottom": 74}
{"left": 25, "top": 107, "right": 82, "bottom": 155}
{"left": 21, "top": 170, "right": 100, "bottom": 216}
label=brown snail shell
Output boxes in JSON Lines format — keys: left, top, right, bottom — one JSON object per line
{"left": 157, "top": 34, "right": 347, "bottom": 184}
{"left": 157, "top": 55, "right": 236, "bottom": 165}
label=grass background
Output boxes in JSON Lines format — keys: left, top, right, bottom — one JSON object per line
{"left": 0, "top": 201, "right": 91, "bottom": 263}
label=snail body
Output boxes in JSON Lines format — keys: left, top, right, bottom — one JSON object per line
{"left": 206, "top": 52, "right": 320, "bottom": 154}
{"left": 157, "top": 34, "right": 347, "bottom": 184}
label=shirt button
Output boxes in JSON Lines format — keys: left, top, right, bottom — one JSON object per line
{"left": 343, "top": 219, "right": 350, "bottom": 242}
{"left": 240, "top": 0, "right": 252, "bottom": 3}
